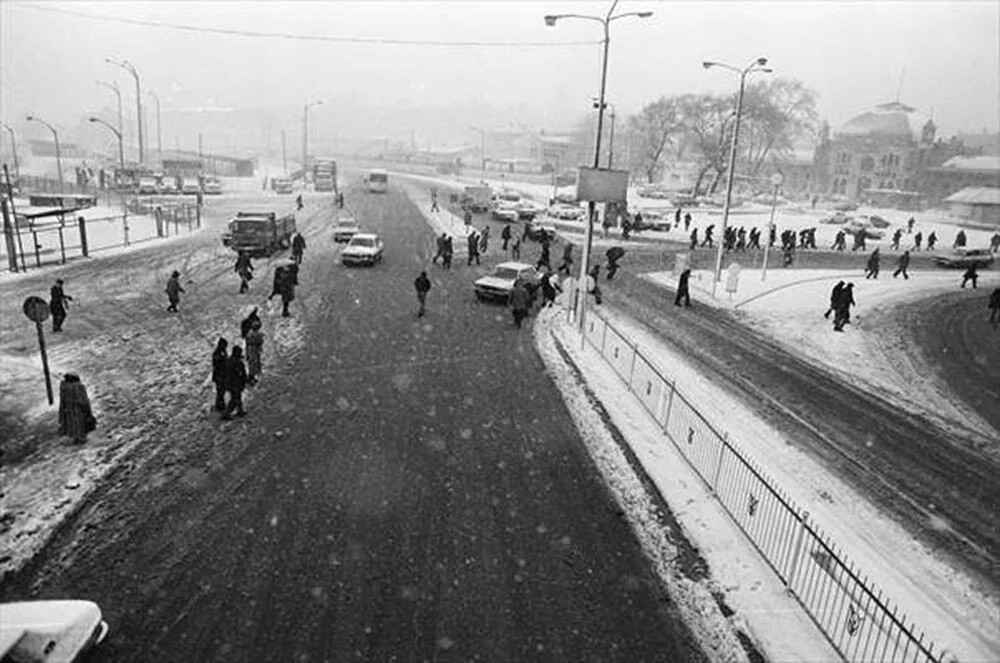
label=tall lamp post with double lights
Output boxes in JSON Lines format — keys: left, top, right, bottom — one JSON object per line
{"left": 545, "top": 1, "right": 652, "bottom": 335}
{"left": 106, "top": 58, "right": 144, "bottom": 163}
{"left": 25, "top": 115, "right": 63, "bottom": 192}
{"left": 0, "top": 121, "right": 21, "bottom": 184}
{"left": 303, "top": 100, "right": 323, "bottom": 182}
{"left": 88, "top": 117, "right": 125, "bottom": 171}
{"left": 703, "top": 56, "right": 772, "bottom": 297}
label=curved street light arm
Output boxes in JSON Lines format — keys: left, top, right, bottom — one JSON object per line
{"left": 546, "top": 13, "right": 605, "bottom": 25}
{"left": 609, "top": 11, "right": 653, "bottom": 23}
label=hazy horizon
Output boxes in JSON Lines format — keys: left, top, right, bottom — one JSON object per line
{"left": 2, "top": 0, "right": 999, "bottom": 149}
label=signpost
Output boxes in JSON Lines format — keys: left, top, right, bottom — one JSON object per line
{"left": 22, "top": 296, "right": 54, "bottom": 404}
{"left": 762, "top": 171, "right": 784, "bottom": 282}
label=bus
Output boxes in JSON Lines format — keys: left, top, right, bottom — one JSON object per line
{"left": 367, "top": 168, "right": 388, "bottom": 193}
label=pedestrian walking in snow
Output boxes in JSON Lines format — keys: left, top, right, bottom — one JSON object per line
{"left": 245, "top": 321, "right": 264, "bottom": 385}
{"left": 912, "top": 232, "right": 922, "bottom": 252}
{"left": 540, "top": 269, "right": 557, "bottom": 308}
{"left": 991, "top": 233, "right": 1000, "bottom": 253}
{"left": 674, "top": 268, "right": 691, "bottom": 307}
{"left": 235, "top": 251, "right": 254, "bottom": 294}
{"left": 926, "top": 231, "right": 937, "bottom": 251}
{"left": 501, "top": 224, "right": 512, "bottom": 251}
{"left": 240, "top": 306, "right": 261, "bottom": 339}
{"left": 558, "top": 242, "right": 574, "bottom": 275}
{"left": 893, "top": 251, "right": 910, "bottom": 280}
{"left": 442, "top": 236, "right": 454, "bottom": 269}
{"left": 833, "top": 283, "right": 855, "bottom": 332}
{"left": 291, "top": 231, "right": 306, "bottom": 265}
{"left": 211, "top": 338, "right": 228, "bottom": 411}
{"left": 296, "top": 194, "right": 303, "bottom": 211}
{"left": 269, "top": 263, "right": 298, "bottom": 317}
{"left": 989, "top": 288, "right": 1000, "bottom": 325}
{"left": 824, "top": 281, "right": 845, "bottom": 319}
{"left": 49, "top": 278, "right": 73, "bottom": 332}
{"left": 684, "top": 212, "right": 692, "bottom": 232}
{"left": 890, "top": 228, "right": 902, "bottom": 251}
{"left": 165, "top": 271, "right": 185, "bottom": 312}
{"left": 414, "top": 271, "right": 431, "bottom": 317}
{"left": 605, "top": 246, "right": 625, "bottom": 280}
{"left": 430, "top": 189, "right": 440, "bottom": 212}
{"left": 537, "top": 239, "right": 551, "bottom": 272}
{"left": 701, "top": 225, "right": 715, "bottom": 247}
{"left": 907, "top": 217, "right": 915, "bottom": 233}
{"left": 510, "top": 235, "right": 521, "bottom": 260}
{"left": 961, "top": 265, "right": 979, "bottom": 289}
{"left": 479, "top": 226, "right": 490, "bottom": 254}
{"left": 58, "top": 373, "right": 95, "bottom": 445}
{"left": 432, "top": 233, "right": 447, "bottom": 266}
{"left": 222, "top": 346, "right": 248, "bottom": 420}
{"left": 467, "top": 232, "right": 481, "bottom": 266}
{"left": 509, "top": 279, "right": 531, "bottom": 328}
{"left": 675, "top": 208, "right": 682, "bottom": 229}
{"left": 865, "top": 248, "right": 881, "bottom": 279}
{"left": 587, "top": 265, "right": 602, "bottom": 305}
{"left": 954, "top": 230, "right": 967, "bottom": 248}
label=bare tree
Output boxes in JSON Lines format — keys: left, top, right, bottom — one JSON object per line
{"left": 738, "top": 78, "right": 819, "bottom": 176}
{"left": 627, "top": 97, "right": 685, "bottom": 183}
{"left": 681, "top": 94, "right": 735, "bottom": 196}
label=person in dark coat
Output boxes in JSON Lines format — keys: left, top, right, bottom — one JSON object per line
{"left": 540, "top": 269, "right": 557, "bottom": 307}
{"left": 701, "top": 225, "right": 715, "bottom": 247}
{"left": 240, "top": 306, "right": 261, "bottom": 339}
{"left": 479, "top": 225, "right": 490, "bottom": 254}
{"left": 912, "top": 232, "right": 922, "bottom": 252}
{"left": 683, "top": 212, "right": 692, "bottom": 232}
{"left": 245, "top": 321, "right": 264, "bottom": 385}
{"left": 296, "top": 194, "right": 303, "bottom": 211}
{"left": 893, "top": 250, "right": 910, "bottom": 279}
{"left": 537, "top": 239, "right": 551, "bottom": 271}
{"left": 890, "top": 228, "right": 902, "bottom": 251}
{"left": 954, "top": 230, "right": 967, "bottom": 248}
{"left": 989, "top": 288, "right": 1000, "bottom": 326}
{"left": 675, "top": 208, "right": 682, "bottom": 229}
{"left": 833, "top": 283, "right": 855, "bottom": 332}
{"left": 926, "top": 231, "right": 937, "bottom": 251}
{"left": 558, "top": 242, "right": 574, "bottom": 275}
{"left": 211, "top": 337, "right": 228, "bottom": 411}
{"left": 907, "top": 217, "right": 915, "bottom": 233}
{"left": 235, "top": 251, "right": 254, "bottom": 294}
{"left": 587, "top": 265, "right": 602, "bottom": 304}
{"left": 269, "top": 263, "right": 299, "bottom": 317}
{"left": 824, "top": 281, "right": 845, "bottom": 319}
{"left": 466, "top": 232, "right": 481, "bottom": 265}
{"left": 58, "top": 373, "right": 94, "bottom": 445}
{"left": 501, "top": 224, "right": 512, "bottom": 251}
{"left": 674, "top": 268, "right": 692, "bottom": 307}
{"left": 291, "top": 231, "right": 306, "bottom": 265}
{"left": 414, "top": 270, "right": 431, "bottom": 317}
{"left": 605, "top": 246, "right": 624, "bottom": 280}
{"left": 961, "top": 265, "right": 979, "bottom": 289}
{"left": 49, "top": 279, "right": 73, "bottom": 332}
{"left": 222, "top": 345, "right": 248, "bottom": 419}
{"left": 442, "top": 236, "right": 454, "bottom": 269}
{"left": 510, "top": 235, "right": 521, "bottom": 260}
{"left": 689, "top": 228, "right": 698, "bottom": 250}
{"left": 432, "top": 233, "right": 447, "bottom": 265}
{"left": 509, "top": 279, "right": 531, "bottom": 328}
{"left": 165, "top": 270, "right": 184, "bottom": 312}
{"left": 864, "top": 248, "right": 881, "bottom": 279}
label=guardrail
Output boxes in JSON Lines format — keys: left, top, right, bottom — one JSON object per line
{"left": 567, "top": 301, "right": 945, "bottom": 663}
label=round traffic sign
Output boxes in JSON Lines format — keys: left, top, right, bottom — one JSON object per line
{"left": 770, "top": 172, "right": 785, "bottom": 187}
{"left": 23, "top": 296, "right": 50, "bottom": 323}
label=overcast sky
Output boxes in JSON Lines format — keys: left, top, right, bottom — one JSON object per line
{"left": 2, "top": 0, "right": 998, "bottom": 139}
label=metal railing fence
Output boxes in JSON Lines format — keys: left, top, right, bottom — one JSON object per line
{"left": 570, "top": 302, "right": 944, "bottom": 663}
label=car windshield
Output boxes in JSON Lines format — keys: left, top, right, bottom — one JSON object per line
{"left": 350, "top": 238, "right": 374, "bottom": 247}
{"left": 493, "top": 267, "right": 521, "bottom": 280}
{"left": 231, "top": 220, "right": 267, "bottom": 232}
{"left": 337, "top": 220, "right": 357, "bottom": 227}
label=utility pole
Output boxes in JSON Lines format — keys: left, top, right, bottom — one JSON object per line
{"left": 282, "top": 129, "right": 288, "bottom": 175}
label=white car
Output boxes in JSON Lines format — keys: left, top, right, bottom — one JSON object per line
{"left": 0, "top": 600, "right": 108, "bottom": 662}
{"left": 202, "top": 177, "right": 223, "bottom": 195}
{"left": 473, "top": 261, "right": 541, "bottom": 303}
{"left": 333, "top": 217, "right": 361, "bottom": 243}
{"left": 181, "top": 177, "right": 201, "bottom": 195}
{"left": 341, "top": 232, "right": 384, "bottom": 266}
{"left": 137, "top": 176, "right": 158, "bottom": 195}
{"left": 491, "top": 204, "right": 519, "bottom": 223}
{"left": 549, "top": 204, "right": 585, "bottom": 221}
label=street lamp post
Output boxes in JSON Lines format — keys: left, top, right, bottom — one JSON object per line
{"left": 97, "top": 81, "right": 124, "bottom": 154}
{"left": 607, "top": 103, "right": 617, "bottom": 169}
{"left": 106, "top": 58, "right": 144, "bottom": 163}
{"left": 703, "top": 57, "right": 772, "bottom": 297}
{"left": 545, "top": 1, "right": 653, "bottom": 336}
{"left": 25, "top": 115, "right": 63, "bottom": 192}
{"left": 303, "top": 100, "right": 323, "bottom": 183}
{"left": 147, "top": 90, "right": 162, "bottom": 156}
{"left": 0, "top": 122, "right": 20, "bottom": 184}
{"left": 761, "top": 171, "right": 784, "bottom": 281}
{"left": 88, "top": 117, "right": 125, "bottom": 171}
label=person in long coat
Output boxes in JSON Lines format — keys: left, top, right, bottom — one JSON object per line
{"left": 58, "top": 373, "right": 93, "bottom": 444}
{"left": 414, "top": 271, "right": 432, "bottom": 317}
{"left": 235, "top": 251, "right": 254, "bottom": 294}
{"left": 222, "top": 346, "right": 248, "bottom": 419}
{"left": 211, "top": 337, "right": 228, "bottom": 411}
{"left": 467, "top": 232, "right": 480, "bottom": 266}
{"left": 442, "top": 236, "right": 454, "bottom": 269}
{"left": 833, "top": 283, "right": 856, "bottom": 331}
{"left": 291, "top": 232, "right": 306, "bottom": 265}
{"left": 824, "top": 281, "right": 845, "bottom": 319}
{"left": 893, "top": 251, "right": 910, "bottom": 280}
{"left": 674, "top": 268, "right": 692, "bottom": 307}
{"left": 245, "top": 321, "right": 265, "bottom": 385}
{"left": 165, "top": 271, "right": 185, "bottom": 312}
{"left": 509, "top": 279, "right": 531, "bottom": 328}
{"left": 269, "top": 263, "right": 298, "bottom": 317}
{"left": 49, "top": 279, "right": 73, "bottom": 332}
{"left": 240, "top": 306, "right": 261, "bottom": 339}
{"left": 501, "top": 224, "right": 512, "bottom": 251}
{"left": 864, "top": 248, "right": 881, "bottom": 279}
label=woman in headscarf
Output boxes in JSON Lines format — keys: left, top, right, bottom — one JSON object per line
{"left": 59, "top": 373, "right": 94, "bottom": 445}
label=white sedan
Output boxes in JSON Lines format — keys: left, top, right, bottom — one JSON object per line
{"left": 333, "top": 217, "right": 360, "bottom": 243}
{"left": 341, "top": 232, "right": 384, "bottom": 266}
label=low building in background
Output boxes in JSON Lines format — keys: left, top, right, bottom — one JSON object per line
{"left": 944, "top": 187, "right": 1000, "bottom": 227}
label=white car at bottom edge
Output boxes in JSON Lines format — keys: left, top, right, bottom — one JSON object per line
{"left": 0, "top": 600, "right": 109, "bottom": 662}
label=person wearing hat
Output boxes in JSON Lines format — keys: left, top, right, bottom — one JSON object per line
{"left": 165, "top": 270, "right": 185, "bottom": 312}
{"left": 58, "top": 373, "right": 95, "bottom": 445}
{"left": 49, "top": 279, "right": 73, "bottom": 332}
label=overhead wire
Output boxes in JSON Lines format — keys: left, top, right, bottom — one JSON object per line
{"left": 16, "top": 4, "right": 602, "bottom": 48}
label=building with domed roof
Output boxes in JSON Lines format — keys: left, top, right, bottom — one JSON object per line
{"left": 812, "top": 101, "right": 955, "bottom": 207}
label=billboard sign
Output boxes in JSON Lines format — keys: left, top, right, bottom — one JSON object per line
{"left": 576, "top": 167, "right": 629, "bottom": 203}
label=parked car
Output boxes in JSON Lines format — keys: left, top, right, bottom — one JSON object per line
{"left": 341, "top": 232, "right": 384, "bottom": 266}
{"left": 632, "top": 209, "right": 671, "bottom": 232}
{"left": 549, "top": 204, "right": 584, "bottom": 221}
{"left": 0, "top": 600, "right": 108, "bottom": 663}
{"left": 523, "top": 219, "right": 556, "bottom": 243}
{"left": 554, "top": 192, "right": 578, "bottom": 205}
{"left": 333, "top": 216, "right": 360, "bottom": 243}
{"left": 180, "top": 177, "right": 201, "bottom": 195}
{"left": 272, "top": 177, "right": 294, "bottom": 194}
{"left": 137, "top": 176, "right": 158, "bottom": 195}
{"left": 495, "top": 189, "right": 522, "bottom": 203}
{"left": 932, "top": 247, "right": 995, "bottom": 269}
{"left": 491, "top": 204, "right": 519, "bottom": 223}
{"left": 157, "top": 174, "right": 179, "bottom": 195}
{"left": 202, "top": 177, "right": 223, "bottom": 195}
{"left": 515, "top": 200, "right": 546, "bottom": 220}
{"left": 473, "top": 261, "right": 542, "bottom": 303}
